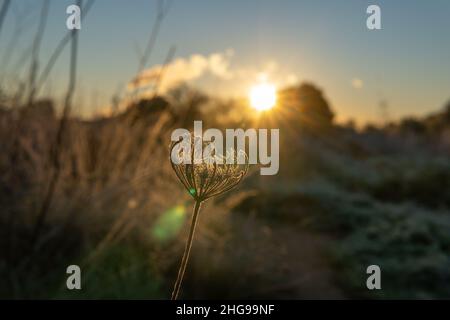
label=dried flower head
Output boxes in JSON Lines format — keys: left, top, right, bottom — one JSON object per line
{"left": 170, "top": 133, "right": 249, "bottom": 201}
{"left": 169, "top": 132, "right": 248, "bottom": 300}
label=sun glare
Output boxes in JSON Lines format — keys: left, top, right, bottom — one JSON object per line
{"left": 249, "top": 82, "right": 277, "bottom": 111}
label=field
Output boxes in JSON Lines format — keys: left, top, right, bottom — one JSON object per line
{"left": 1, "top": 0, "right": 450, "bottom": 300}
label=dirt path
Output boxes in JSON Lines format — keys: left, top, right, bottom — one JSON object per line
{"left": 222, "top": 210, "right": 348, "bottom": 299}
{"left": 188, "top": 208, "right": 347, "bottom": 299}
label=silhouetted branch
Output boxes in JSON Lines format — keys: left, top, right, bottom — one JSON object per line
{"left": 26, "top": 0, "right": 50, "bottom": 106}
{"left": 137, "top": 0, "right": 173, "bottom": 73}
{"left": 0, "top": 5, "right": 35, "bottom": 85}
{"left": 31, "top": 0, "right": 81, "bottom": 246}
{"left": 34, "top": 0, "right": 95, "bottom": 97}
{"left": 0, "top": 0, "right": 11, "bottom": 39}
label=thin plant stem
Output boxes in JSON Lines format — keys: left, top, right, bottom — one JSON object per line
{"left": 171, "top": 200, "right": 202, "bottom": 300}
{"left": 34, "top": 0, "right": 95, "bottom": 97}
{"left": 26, "top": 0, "right": 50, "bottom": 106}
{"left": 0, "top": 0, "right": 11, "bottom": 40}
{"left": 30, "top": 2, "right": 79, "bottom": 246}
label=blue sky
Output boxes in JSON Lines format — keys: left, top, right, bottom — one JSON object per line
{"left": 1, "top": 0, "right": 449, "bottom": 123}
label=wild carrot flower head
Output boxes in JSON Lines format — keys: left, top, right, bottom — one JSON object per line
{"left": 170, "top": 133, "right": 249, "bottom": 201}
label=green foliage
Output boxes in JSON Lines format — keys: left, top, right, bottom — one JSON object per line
{"left": 55, "top": 245, "right": 163, "bottom": 299}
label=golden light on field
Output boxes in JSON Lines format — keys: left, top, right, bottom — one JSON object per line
{"left": 249, "top": 82, "right": 277, "bottom": 111}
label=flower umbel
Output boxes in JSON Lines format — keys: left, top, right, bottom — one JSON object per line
{"left": 171, "top": 135, "right": 249, "bottom": 201}
{"left": 169, "top": 133, "right": 248, "bottom": 299}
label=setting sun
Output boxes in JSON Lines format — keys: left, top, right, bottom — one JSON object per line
{"left": 249, "top": 82, "right": 277, "bottom": 111}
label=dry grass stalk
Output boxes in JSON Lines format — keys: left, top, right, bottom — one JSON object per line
{"left": 169, "top": 134, "right": 249, "bottom": 299}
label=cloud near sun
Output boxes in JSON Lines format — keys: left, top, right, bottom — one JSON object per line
{"left": 127, "top": 49, "right": 298, "bottom": 96}
{"left": 128, "top": 50, "right": 235, "bottom": 94}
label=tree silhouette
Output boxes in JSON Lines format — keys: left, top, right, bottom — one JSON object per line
{"left": 279, "top": 83, "right": 334, "bottom": 129}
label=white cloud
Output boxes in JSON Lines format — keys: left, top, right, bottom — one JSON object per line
{"left": 127, "top": 50, "right": 234, "bottom": 94}
{"left": 351, "top": 78, "right": 364, "bottom": 89}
